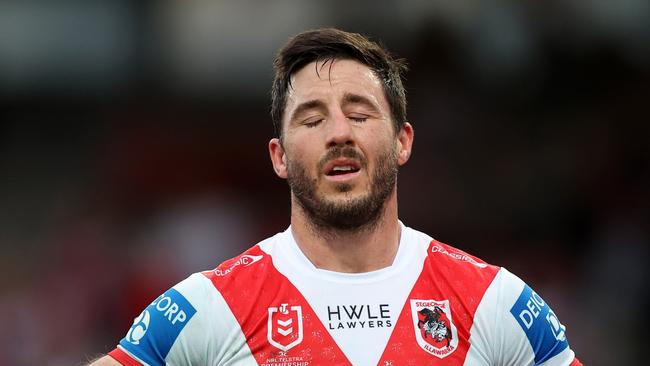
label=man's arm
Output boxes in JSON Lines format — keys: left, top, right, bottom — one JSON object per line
{"left": 89, "top": 274, "right": 207, "bottom": 366}
{"left": 495, "top": 268, "right": 581, "bottom": 365}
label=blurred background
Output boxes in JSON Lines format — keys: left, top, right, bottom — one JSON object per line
{"left": 0, "top": 0, "right": 648, "bottom": 365}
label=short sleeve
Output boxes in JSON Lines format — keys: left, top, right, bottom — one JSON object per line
{"left": 112, "top": 274, "right": 204, "bottom": 365}
{"left": 495, "top": 269, "right": 578, "bottom": 366}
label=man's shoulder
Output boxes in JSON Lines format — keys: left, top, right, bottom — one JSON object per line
{"left": 200, "top": 230, "right": 285, "bottom": 286}
{"left": 204, "top": 245, "right": 267, "bottom": 278}
{"left": 427, "top": 239, "right": 497, "bottom": 270}
{"left": 403, "top": 225, "right": 498, "bottom": 272}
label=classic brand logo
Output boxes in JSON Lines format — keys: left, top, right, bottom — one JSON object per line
{"left": 214, "top": 254, "right": 263, "bottom": 276}
{"left": 410, "top": 299, "right": 458, "bottom": 358}
{"left": 268, "top": 303, "right": 303, "bottom": 351}
{"left": 431, "top": 245, "right": 487, "bottom": 268}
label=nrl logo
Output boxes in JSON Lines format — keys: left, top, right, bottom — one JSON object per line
{"left": 267, "top": 303, "right": 303, "bottom": 351}
{"left": 410, "top": 299, "right": 458, "bottom": 358}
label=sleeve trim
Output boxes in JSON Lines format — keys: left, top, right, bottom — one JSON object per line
{"left": 570, "top": 357, "right": 584, "bottom": 366}
{"left": 108, "top": 347, "right": 142, "bottom": 366}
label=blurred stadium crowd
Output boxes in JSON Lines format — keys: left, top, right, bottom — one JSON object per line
{"left": 0, "top": 1, "right": 648, "bottom": 365}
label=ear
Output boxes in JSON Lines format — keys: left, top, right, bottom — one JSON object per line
{"left": 396, "top": 122, "right": 414, "bottom": 166}
{"left": 269, "top": 138, "right": 288, "bottom": 179}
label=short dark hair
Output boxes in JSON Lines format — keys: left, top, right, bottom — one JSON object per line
{"left": 271, "top": 28, "right": 408, "bottom": 137}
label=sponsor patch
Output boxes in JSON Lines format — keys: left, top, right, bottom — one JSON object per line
{"left": 510, "top": 285, "right": 568, "bottom": 364}
{"left": 326, "top": 304, "right": 392, "bottom": 330}
{"left": 119, "top": 288, "right": 197, "bottom": 365}
{"left": 410, "top": 299, "right": 458, "bottom": 358}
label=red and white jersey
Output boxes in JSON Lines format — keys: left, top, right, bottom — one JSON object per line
{"left": 109, "top": 224, "right": 581, "bottom": 366}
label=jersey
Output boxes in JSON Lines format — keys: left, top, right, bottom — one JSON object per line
{"left": 108, "top": 224, "right": 581, "bottom": 366}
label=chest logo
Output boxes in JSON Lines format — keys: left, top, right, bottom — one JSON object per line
{"left": 410, "top": 299, "right": 458, "bottom": 358}
{"left": 268, "top": 303, "right": 303, "bottom": 351}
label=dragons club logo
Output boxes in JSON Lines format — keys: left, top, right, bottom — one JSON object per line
{"left": 267, "top": 303, "right": 303, "bottom": 351}
{"left": 410, "top": 299, "right": 458, "bottom": 358}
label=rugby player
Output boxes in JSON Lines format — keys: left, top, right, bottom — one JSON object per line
{"left": 89, "top": 28, "right": 581, "bottom": 366}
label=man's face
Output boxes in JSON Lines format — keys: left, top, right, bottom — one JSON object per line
{"left": 269, "top": 59, "right": 413, "bottom": 231}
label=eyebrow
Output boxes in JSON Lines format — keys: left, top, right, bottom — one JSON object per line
{"left": 289, "top": 99, "right": 327, "bottom": 123}
{"left": 341, "top": 92, "right": 381, "bottom": 114}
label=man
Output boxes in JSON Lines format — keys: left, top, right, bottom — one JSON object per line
{"left": 91, "top": 28, "right": 581, "bottom": 365}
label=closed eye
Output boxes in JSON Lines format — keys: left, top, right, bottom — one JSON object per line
{"left": 348, "top": 115, "right": 368, "bottom": 123}
{"left": 303, "top": 118, "right": 324, "bottom": 127}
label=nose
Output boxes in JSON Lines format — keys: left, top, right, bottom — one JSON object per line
{"left": 326, "top": 110, "right": 354, "bottom": 148}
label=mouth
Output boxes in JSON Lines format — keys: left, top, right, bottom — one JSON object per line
{"left": 323, "top": 159, "right": 362, "bottom": 181}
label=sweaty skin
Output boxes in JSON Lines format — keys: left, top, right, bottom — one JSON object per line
{"left": 268, "top": 59, "right": 414, "bottom": 273}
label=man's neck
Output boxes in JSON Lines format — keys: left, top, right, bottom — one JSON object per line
{"left": 289, "top": 193, "right": 401, "bottom": 273}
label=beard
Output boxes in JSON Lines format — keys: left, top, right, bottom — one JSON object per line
{"left": 286, "top": 145, "right": 398, "bottom": 232}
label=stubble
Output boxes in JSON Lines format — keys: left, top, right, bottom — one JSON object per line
{"left": 286, "top": 145, "right": 398, "bottom": 233}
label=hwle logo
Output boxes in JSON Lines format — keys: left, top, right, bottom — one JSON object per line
{"left": 327, "top": 304, "right": 392, "bottom": 330}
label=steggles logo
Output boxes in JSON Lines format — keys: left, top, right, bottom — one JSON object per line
{"left": 267, "top": 303, "right": 303, "bottom": 351}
